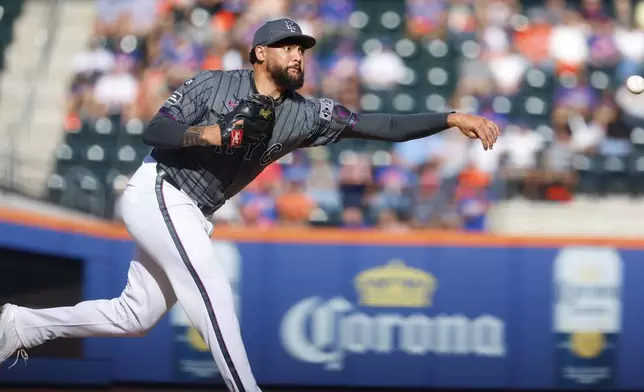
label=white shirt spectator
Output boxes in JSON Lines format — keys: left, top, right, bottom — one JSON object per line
{"left": 96, "top": 0, "right": 130, "bottom": 24}
{"left": 503, "top": 126, "right": 545, "bottom": 169}
{"left": 359, "top": 47, "right": 406, "bottom": 90}
{"left": 222, "top": 49, "right": 244, "bottom": 71}
{"left": 614, "top": 27, "right": 644, "bottom": 62}
{"left": 568, "top": 113, "right": 605, "bottom": 152}
{"left": 72, "top": 46, "right": 115, "bottom": 76}
{"left": 549, "top": 24, "right": 589, "bottom": 65}
{"left": 469, "top": 136, "right": 506, "bottom": 174}
{"left": 488, "top": 53, "right": 529, "bottom": 94}
{"left": 94, "top": 71, "right": 138, "bottom": 108}
{"left": 126, "top": 0, "right": 159, "bottom": 32}
{"left": 437, "top": 129, "right": 470, "bottom": 178}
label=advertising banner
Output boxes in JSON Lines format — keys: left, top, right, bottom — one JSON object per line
{"left": 1, "top": 215, "right": 644, "bottom": 390}
{"left": 253, "top": 245, "right": 509, "bottom": 388}
{"left": 552, "top": 247, "right": 623, "bottom": 388}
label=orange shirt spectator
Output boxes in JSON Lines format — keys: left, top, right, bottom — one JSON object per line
{"left": 276, "top": 182, "right": 317, "bottom": 225}
{"left": 514, "top": 22, "right": 552, "bottom": 64}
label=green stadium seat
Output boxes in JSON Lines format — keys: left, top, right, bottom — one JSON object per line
{"left": 630, "top": 127, "right": 644, "bottom": 152}
{"left": 46, "top": 173, "right": 66, "bottom": 206}
{"left": 69, "top": 171, "right": 109, "bottom": 218}
{"left": 85, "top": 116, "right": 120, "bottom": 149}
{"left": 573, "top": 154, "right": 601, "bottom": 195}
{"left": 111, "top": 144, "right": 146, "bottom": 175}
{"left": 599, "top": 155, "right": 630, "bottom": 195}
{"left": 0, "top": 1, "right": 23, "bottom": 76}
{"left": 630, "top": 153, "right": 644, "bottom": 196}
{"left": 117, "top": 118, "right": 149, "bottom": 151}
{"left": 76, "top": 144, "right": 112, "bottom": 184}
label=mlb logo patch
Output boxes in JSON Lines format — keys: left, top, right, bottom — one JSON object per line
{"left": 319, "top": 98, "right": 333, "bottom": 121}
{"left": 230, "top": 129, "right": 243, "bottom": 147}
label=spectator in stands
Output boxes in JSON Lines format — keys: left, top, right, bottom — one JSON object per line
{"left": 405, "top": 0, "right": 447, "bottom": 40}
{"left": 568, "top": 104, "right": 607, "bottom": 155}
{"left": 601, "top": 105, "right": 633, "bottom": 159}
{"left": 549, "top": 9, "right": 589, "bottom": 77}
{"left": 55, "top": 0, "right": 644, "bottom": 227}
{"left": 553, "top": 68, "right": 598, "bottom": 118}
{"left": 455, "top": 164, "right": 491, "bottom": 231}
{"left": 376, "top": 208, "right": 410, "bottom": 232}
{"left": 515, "top": 8, "right": 555, "bottom": 68}
{"left": 502, "top": 121, "right": 545, "bottom": 199}
{"left": 238, "top": 179, "right": 279, "bottom": 226}
{"left": 93, "top": 55, "right": 139, "bottom": 116}
{"left": 369, "top": 153, "right": 413, "bottom": 217}
{"left": 359, "top": 39, "right": 406, "bottom": 91}
{"left": 275, "top": 180, "right": 317, "bottom": 227}
{"left": 408, "top": 161, "right": 450, "bottom": 228}
{"left": 305, "top": 148, "right": 341, "bottom": 213}
{"left": 338, "top": 152, "right": 373, "bottom": 210}
{"left": 341, "top": 206, "right": 367, "bottom": 229}
{"left": 538, "top": 113, "right": 577, "bottom": 201}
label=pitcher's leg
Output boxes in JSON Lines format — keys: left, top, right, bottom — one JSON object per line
{"left": 127, "top": 176, "right": 259, "bottom": 392}
{"left": 8, "top": 247, "right": 177, "bottom": 349}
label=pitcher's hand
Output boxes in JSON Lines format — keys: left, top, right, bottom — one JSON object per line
{"left": 447, "top": 113, "right": 501, "bottom": 151}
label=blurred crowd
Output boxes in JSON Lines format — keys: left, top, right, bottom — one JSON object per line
{"left": 66, "top": 0, "right": 644, "bottom": 230}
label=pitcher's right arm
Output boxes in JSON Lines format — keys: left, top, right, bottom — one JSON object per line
{"left": 142, "top": 71, "right": 223, "bottom": 148}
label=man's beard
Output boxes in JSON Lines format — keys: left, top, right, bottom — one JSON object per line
{"left": 267, "top": 60, "right": 304, "bottom": 91}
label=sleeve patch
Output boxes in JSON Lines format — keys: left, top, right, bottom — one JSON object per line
{"left": 319, "top": 98, "right": 333, "bottom": 121}
{"left": 165, "top": 91, "right": 183, "bottom": 106}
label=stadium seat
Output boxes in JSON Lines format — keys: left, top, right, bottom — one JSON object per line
{"left": 625, "top": 152, "right": 644, "bottom": 196}
{"left": 599, "top": 155, "right": 630, "bottom": 195}
{"left": 45, "top": 172, "right": 66, "bottom": 207}
{"left": 57, "top": 167, "right": 108, "bottom": 218}
{"left": 630, "top": 127, "right": 644, "bottom": 153}
{"left": 573, "top": 154, "right": 601, "bottom": 195}
{"left": 111, "top": 144, "right": 146, "bottom": 176}
{"left": 117, "top": 118, "right": 150, "bottom": 156}
{"left": 0, "top": 1, "right": 24, "bottom": 79}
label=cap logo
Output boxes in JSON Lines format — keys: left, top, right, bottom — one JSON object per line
{"left": 284, "top": 20, "right": 298, "bottom": 33}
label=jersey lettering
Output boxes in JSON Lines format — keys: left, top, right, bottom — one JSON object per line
{"left": 243, "top": 136, "right": 266, "bottom": 160}
{"left": 260, "top": 143, "right": 283, "bottom": 166}
{"left": 212, "top": 146, "right": 234, "bottom": 155}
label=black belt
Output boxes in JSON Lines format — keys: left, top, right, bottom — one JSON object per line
{"left": 156, "top": 164, "right": 217, "bottom": 217}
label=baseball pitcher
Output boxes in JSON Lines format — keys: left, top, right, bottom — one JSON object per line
{"left": 0, "top": 19, "right": 499, "bottom": 392}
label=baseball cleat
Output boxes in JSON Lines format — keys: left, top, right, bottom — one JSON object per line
{"left": 0, "top": 304, "right": 27, "bottom": 368}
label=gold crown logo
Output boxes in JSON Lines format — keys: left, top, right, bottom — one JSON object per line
{"left": 570, "top": 331, "right": 604, "bottom": 358}
{"left": 354, "top": 259, "right": 437, "bottom": 308}
{"left": 259, "top": 108, "right": 272, "bottom": 119}
{"left": 187, "top": 326, "right": 209, "bottom": 352}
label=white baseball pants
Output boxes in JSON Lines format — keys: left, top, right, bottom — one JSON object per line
{"left": 11, "top": 155, "right": 260, "bottom": 392}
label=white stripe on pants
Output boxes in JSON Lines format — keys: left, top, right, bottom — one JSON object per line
{"left": 12, "top": 156, "right": 260, "bottom": 392}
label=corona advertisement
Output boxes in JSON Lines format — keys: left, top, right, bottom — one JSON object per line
{"left": 275, "top": 254, "right": 508, "bottom": 387}
{"left": 553, "top": 247, "right": 623, "bottom": 388}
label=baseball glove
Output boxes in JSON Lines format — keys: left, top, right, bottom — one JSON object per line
{"left": 218, "top": 94, "right": 276, "bottom": 148}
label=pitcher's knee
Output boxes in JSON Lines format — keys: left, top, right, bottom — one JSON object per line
{"left": 113, "top": 296, "right": 162, "bottom": 336}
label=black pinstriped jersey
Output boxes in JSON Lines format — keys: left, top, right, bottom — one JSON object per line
{"left": 150, "top": 69, "right": 357, "bottom": 214}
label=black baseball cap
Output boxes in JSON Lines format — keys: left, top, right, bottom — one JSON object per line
{"left": 249, "top": 18, "right": 316, "bottom": 63}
